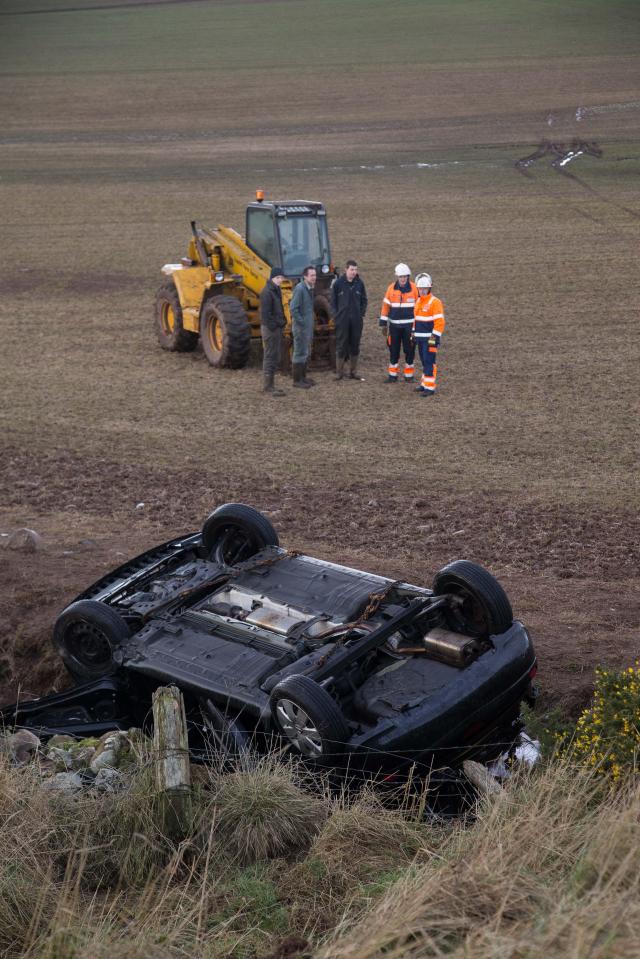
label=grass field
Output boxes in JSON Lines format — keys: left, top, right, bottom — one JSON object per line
{"left": 1, "top": 0, "right": 639, "bottom": 707}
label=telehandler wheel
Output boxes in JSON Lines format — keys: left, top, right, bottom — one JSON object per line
{"left": 154, "top": 280, "right": 199, "bottom": 352}
{"left": 313, "top": 294, "right": 332, "bottom": 327}
{"left": 201, "top": 296, "right": 251, "bottom": 369}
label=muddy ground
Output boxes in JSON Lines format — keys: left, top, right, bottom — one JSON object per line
{"left": 1, "top": 0, "right": 639, "bottom": 721}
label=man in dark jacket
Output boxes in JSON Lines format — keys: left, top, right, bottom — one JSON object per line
{"left": 330, "top": 259, "right": 368, "bottom": 381}
{"left": 259, "top": 266, "right": 287, "bottom": 396}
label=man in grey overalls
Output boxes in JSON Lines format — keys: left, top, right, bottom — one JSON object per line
{"left": 289, "top": 265, "right": 317, "bottom": 389}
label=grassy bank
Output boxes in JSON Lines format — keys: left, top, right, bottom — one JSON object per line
{"left": 1, "top": 747, "right": 638, "bottom": 959}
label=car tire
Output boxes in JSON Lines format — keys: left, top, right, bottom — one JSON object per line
{"left": 53, "top": 600, "right": 131, "bottom": 681}
{"left": 270, "top": 674, "right": 349, "bottom": 763}
{"left": 200, "top": 295, "right": 251, "bottom": 369}
{"left": 202, "top": 503, "right": 279, "bottom": 565}
{"left": 433, "top": 560, "right": 513, "bottom": 637}
{"left": 153, "top": 280, "right": 199, "bottom": 352}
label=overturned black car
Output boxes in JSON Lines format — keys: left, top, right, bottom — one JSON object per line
{"left": 4, "top": 505, "right": 537, "bottom": 775}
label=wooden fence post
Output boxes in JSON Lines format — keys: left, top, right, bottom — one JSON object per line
{"left": 152, "top": 685, "right": 192, "bottom": 839}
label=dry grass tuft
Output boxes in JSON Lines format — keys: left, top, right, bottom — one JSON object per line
{"left": 0, "top": 758, "right": 62, "bottom": 956}
{"left": 205, "top": 757, "right": 329, "bottom": 865}
{"left": 276, "top": 789, "right": 437, "bottom": 943}
{"left": 319, "top": 760, "right": 640, "bottom": 959}
{"left": 308, "top": 790, "right": 431, "bottom": 885}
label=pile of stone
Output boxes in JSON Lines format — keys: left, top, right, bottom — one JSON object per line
{"left": 1, "top": 727, "right": 149, "bottom": 793}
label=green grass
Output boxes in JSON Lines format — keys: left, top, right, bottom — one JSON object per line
{"left": 1, "top": 0, "right": 639, "bottom": 76}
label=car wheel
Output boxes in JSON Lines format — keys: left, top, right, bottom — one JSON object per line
{"left": 433, "top": 560, "right": 513, "bottom": 637}
{"left": 270, "top": 674, "right": 349, "bottom": 762}
{"left": 53, "top": 600, "right": 131, "bottom": 681}
{"left": 202, "top": 503, "right": 279, "bottom": 565}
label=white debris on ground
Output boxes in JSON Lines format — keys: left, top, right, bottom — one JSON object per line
{"left": 486, "top": 731, "right": 542, "bottom": 782}
{"left": 515, "top": 731, "right": 542, "bottom": 766}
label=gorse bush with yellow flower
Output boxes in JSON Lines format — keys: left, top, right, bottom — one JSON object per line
{"left": 570, "top": 662, "right": 640, "bottom": 782}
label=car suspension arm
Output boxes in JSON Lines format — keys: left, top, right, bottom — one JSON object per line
{"left": 310, "top": 596, "right": 444, "bottom": 684}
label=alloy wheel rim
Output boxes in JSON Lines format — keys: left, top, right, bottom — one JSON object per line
{"left": 275, "top": 699, "right": 323, "bottom": 757}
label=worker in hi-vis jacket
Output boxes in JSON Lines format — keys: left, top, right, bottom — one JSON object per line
{"left": 379, "top": 263, "right": 418, "bottom": 382}
{"left": 413, "top": 272, "right": 445, "bottom": 396}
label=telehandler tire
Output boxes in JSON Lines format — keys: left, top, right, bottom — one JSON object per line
{"left": 201, "top": 296, "right": 251, "bottom": 369}
{"left": 313, "top": 294, "right": 332, "bottom": 326}
{"left": 154, "top": 281, "right": 199, "bottom": 352}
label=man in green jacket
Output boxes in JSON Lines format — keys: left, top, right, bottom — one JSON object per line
{"left": 289, "top": 265, "right": 316, "bottom": 389}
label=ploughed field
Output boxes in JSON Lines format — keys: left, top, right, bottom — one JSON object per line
{"left": 0, "top": 0, "right": 639, "bottom": 716}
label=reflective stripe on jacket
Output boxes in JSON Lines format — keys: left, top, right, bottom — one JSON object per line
{"left": 379, "top": 280, "right": 418, "bottom": 326}
{"left": 413, "top": 293, "right": 445, "bottom": 340}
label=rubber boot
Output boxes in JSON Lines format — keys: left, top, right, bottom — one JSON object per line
{"left": 263, "top": 372, "right": 286, "bottom": 396}
{"left": 334, "top": 356, "right": 346, "bottom": 381}
{"left": 293, "top": 363, "right": 312, "bottom": 389}
{"left": 302, "top": 361, "right": 316, "bottom": 386}
{"left": 349, "top": 357, "right": 365, "bottom": 381}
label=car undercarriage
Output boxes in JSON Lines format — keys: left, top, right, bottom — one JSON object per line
{"left": 2, "top": 504, "right": 537, "bottom": 777}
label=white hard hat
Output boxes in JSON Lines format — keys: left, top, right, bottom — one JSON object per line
{"left": 415, "top": 272, "right": 432, "bottom": 288}
{"left": 394, "top": 263, "right": 411, "bottom": 277}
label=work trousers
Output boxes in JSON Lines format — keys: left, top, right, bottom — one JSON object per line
{"left": 292, "top": 315, "right": 314, "bottom": 365}
{"left": 417, "top": 339, "right": 438, "bottom": 392}
{"left": 335, "top": 315, "right": 363, "bottom": 360}
{"left": 261, "top": 325, "right": 283, "bottom": 376}
{"left": 388, "top": 324, "right": 416, "bottom": 379}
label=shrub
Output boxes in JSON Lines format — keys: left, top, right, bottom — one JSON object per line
{"left": 570, "top": 662, "right": 640, "bottom": 782}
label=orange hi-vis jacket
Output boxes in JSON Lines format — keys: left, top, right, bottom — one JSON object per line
{"left": 379, "top": 280, "right": 418, "bottom": 327}
{"left": 413, "top": 293, "right": 445, "bottom": 342}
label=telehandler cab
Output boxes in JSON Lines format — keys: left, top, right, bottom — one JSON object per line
{"left": 154, "top": 192, "right": 337, "bottom": 369}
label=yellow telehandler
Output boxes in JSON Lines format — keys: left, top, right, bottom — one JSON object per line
{"left": 153, "top": 192, "right": 336, "bottom": 369}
